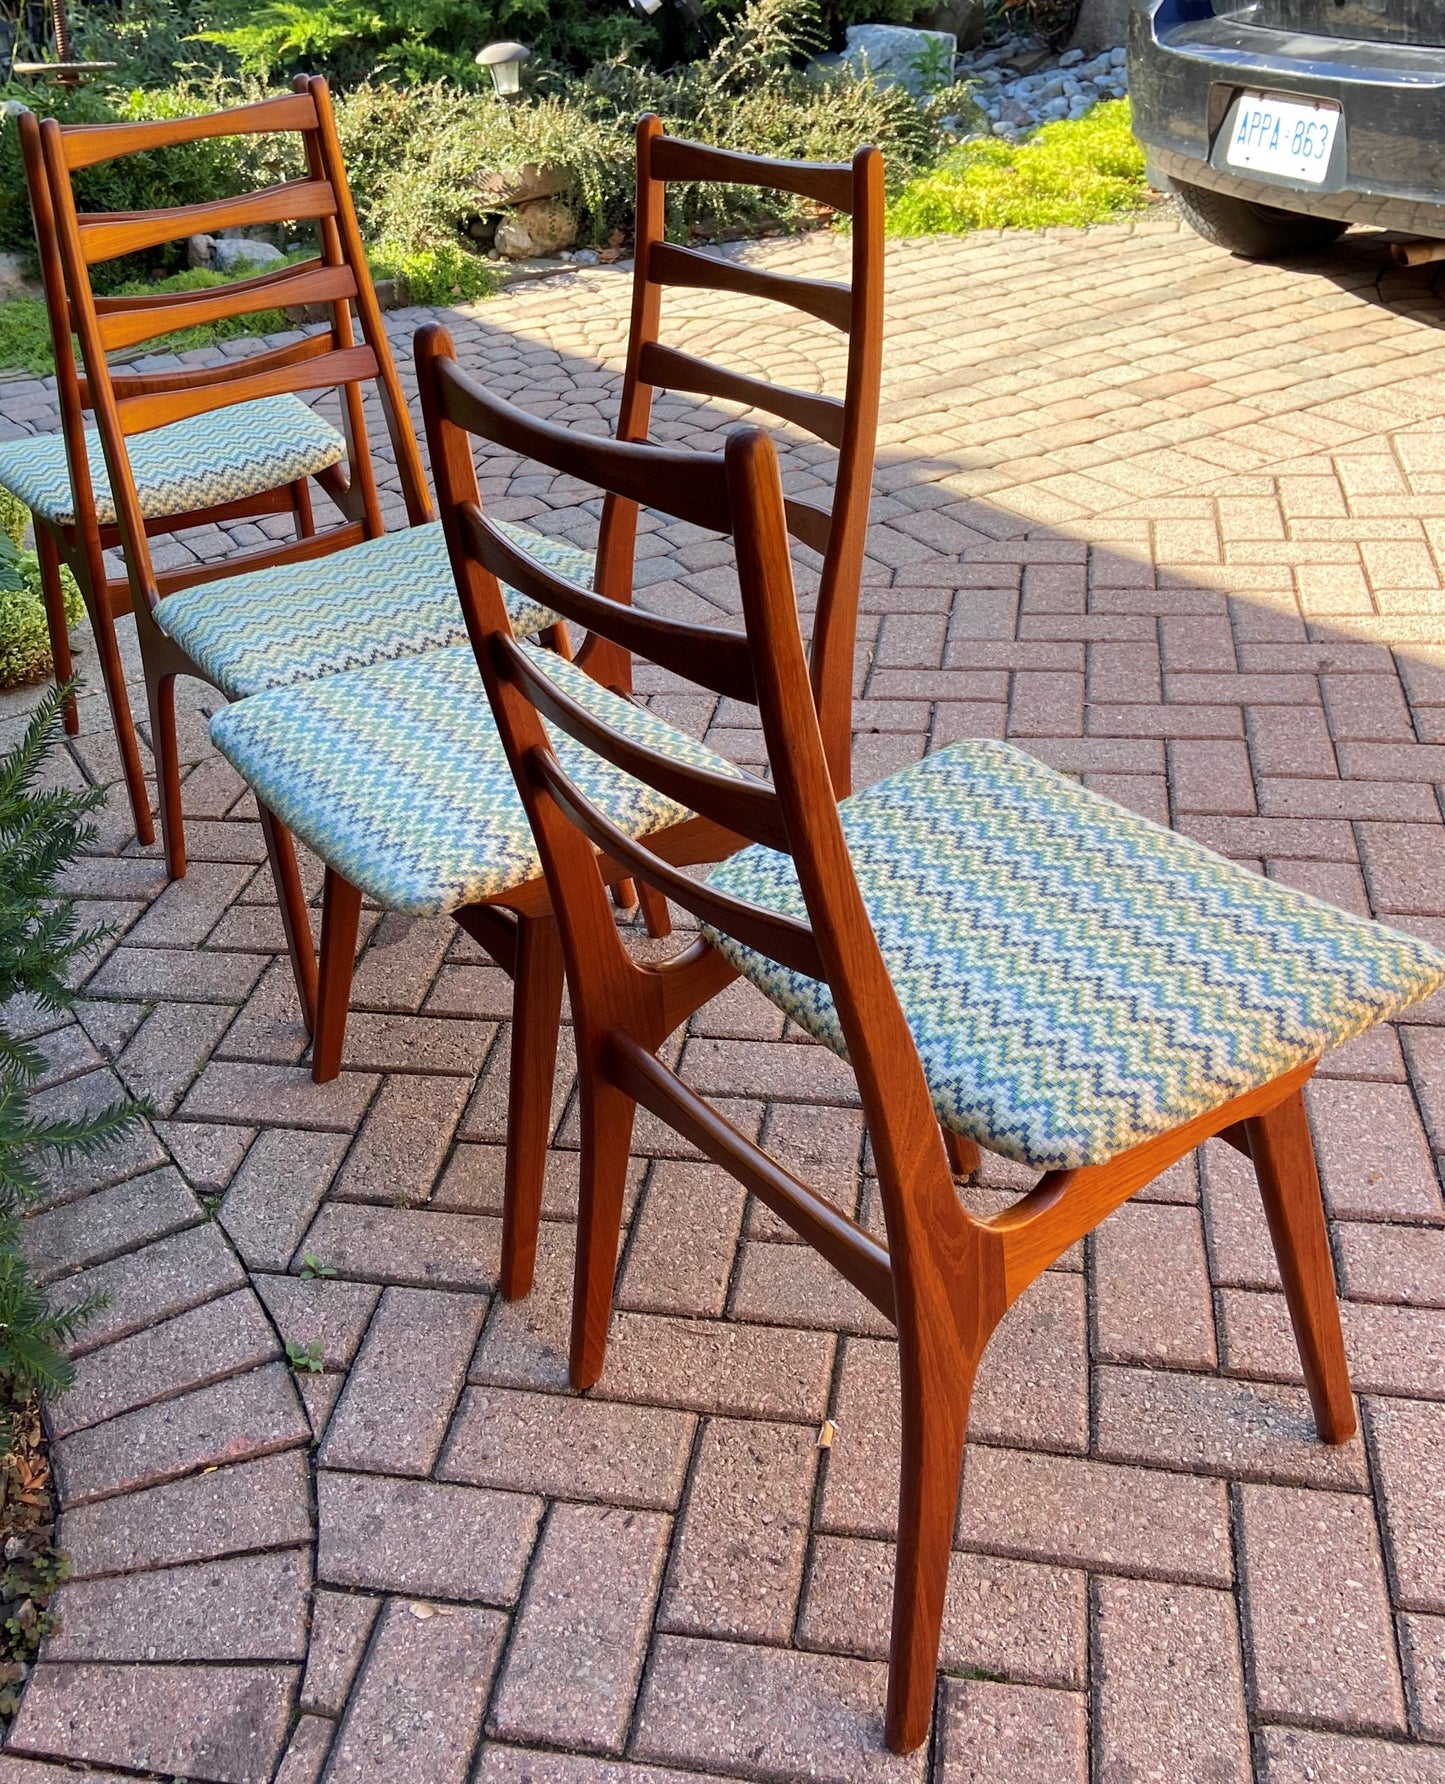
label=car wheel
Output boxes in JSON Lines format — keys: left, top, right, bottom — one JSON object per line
{"left": 1166, "top": 177, "right": 1349, "bottom": 260}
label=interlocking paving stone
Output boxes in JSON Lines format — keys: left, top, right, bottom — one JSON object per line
{"left": 317, "top": 1470, "right": 541, "bottom": 1602}
{"left": 1091, "top": 1201, "right": 1217, "bottom": 1370}
{"left": 489, "top": 1502, "right": 671, "bottom": 1753}
{"left": 596, "top": 1310, "right": 837, "bottom": 1422}
{"left": 300, "top": 1587, "right": 379, "bottom": 1716}
{"left": 800, "top": 1536, "right": 1086, "bottom": 1688}
{"left": 728, "top": 1238, "right": 893, "bottom": 1337}
{"left": 154, "top": 1117, "right": 255, "bottom": 1189}
{"left": 299, "top": 1201, "right": 502, "bottom": 1290}
{"left": 1258, "top": 1726, "right": 1445, "bottom": 1783}
{"left": 49, "top": 1220, "right": 246, "bottom": 1356}
{"left": 7, "top": 1662, "right": 296, "bottom": 1782}
{"left": 476, "top": 1752, "right": 741, "bottom": 1784}
{"left": 219, "top": 1126, "right": 350, "bottom": 1271}
{"left": 320, "top": 1286, "right": 488, "bottom": 1475}
{"left": 52, "top": 1360, "right": 309, "bottom": 1505}
{"left": 439, "top": 1386, "right": 696, "bottom": 1510}
{"left": 254, "top": 1271, "right": 380, "bottom": 1367}
{"left": 59, "top": 1448, "right": 312, "bottom": 1579}
{"left": 45, "top": 1548, "right": 310, "bottom": 1661}
{"left": 1093, "top": 1578, "right": 1251, "bottom": 1783}
{"left": 331, "top": 1072, "right": 473, "bottom": 1205}
{"left": 1307, "top": 1079, "right": 1445, "bottom": 1222}
{"left": 324, "top": 1598, "right": 506, "bottom": 1784}
{"left": 1401, "top": 1612, "right": 1445, "bottom": 1741}
{"left": 618, "top": 1162, "right": 747, "bottom": 1317}
{"left": 1367, "top": 1395, "right": 1445, "bottom": 1612}
{"left": 52, "top": 1286, "right": 280, "bottom": 1438}
{"left": 23, "top": 1165, "right": 200, "bottom": 1283}
{"left": 349, "top": 911, "right": 455, "bottom": 1010}
{"left": 274, "top": 1714, "right": 335, "bottom": 1784}
{"left": 1093, "top": 1364, "right": 1367, "bottom": 1489}
{"left": 85, "top": 943, "right": 267, "bottom": 1003}
{"left": 181, "top": 1059, "right": 380, "bottom": 1130}
{"left": 932, "top": 1680, "right": 1087, "bottom": 1784}
{"left": 115, "top": 1000, "right": 235, "bottom": 1116}
{"left": 1239, "top": 1483, "right": 1405, "bottom": 1733}
{"left": 330, "top": 1010, "right": 494, "bottom": 1076}
{"left": 633, "top": 1635, "right": 925, "bottom": 1784}
{"left": 658, "top": 1417, "right": 817, "bottom": 1643}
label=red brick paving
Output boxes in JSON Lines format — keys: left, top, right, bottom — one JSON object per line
{"left": 3, "top": 216, "right": 1445, "bottom": 1777}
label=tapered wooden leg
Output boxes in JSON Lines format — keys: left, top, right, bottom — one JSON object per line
{"left": 312, "top": 869, "right": 363, "bottom": 1084}
{"left": 539, "top": 621, "right": 573, "bottom": 661}
{"left": 290, "top": 478, "right": 316, "bottom": 539}
{"left": 88, "top": 577, "right": 153, "bottom": 846}
{"left": 610, "top": 878, "right": 638, "bottom": 912}
{"left": 501, "top": 915, "right": 565, "bottom": 1301}
{"left": 569, "top": 1077, "right": 637, "bottom": 1390}
{"left": 886, "top": 1337, "right": 978, "bottom": 1753}
{"left": 637, "top": 882, "right": 672, "bottom": 940}
{"left": 1244, "top": 1089, "right": 1356, "bottom": 1444}
{"left": 257, "top": 804, "right": 318, "bottom": 1038}
{"left": 943, "top": 1128, "right": 980, "bottom": 1178}
{"left": 144, "top": 668, "right": 185, "bottom": 878}
{"left": 36, "top": 528, "right": 77, "bottom": 734}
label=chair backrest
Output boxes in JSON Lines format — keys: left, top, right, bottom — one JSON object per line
{"left": 25, "top": 76, "right": 432, "bottom": 616}
{"left": 591, "top": 117, "right": 884, "bottom": 796}
{"left": 419, "top": 322, "right": 964, "bottom": 1293}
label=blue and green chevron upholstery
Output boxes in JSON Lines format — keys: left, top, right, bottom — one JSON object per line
{"left": 158, "top": 519, "right": 571, "bottom": 699}
{"left": 208, "top": 643, "right": 737, "bottom": 915}
{"left": 0, "top": 395, "right": 345, "bottom": 529}
{"left": 703, "top": 741, "right": 1445, "bottom": 1171}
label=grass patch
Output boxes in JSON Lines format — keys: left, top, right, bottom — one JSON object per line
{"left": 886, "top": 99, "right": 1148, "bottom": 236}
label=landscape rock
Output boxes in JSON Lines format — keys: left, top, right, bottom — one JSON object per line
{"left": 957, "top": 32, "right": 1129, "bottom": 139}
{"left": 493, "top": 199, "right": 578, "bottom": 261}
{"left": 915, "top": 1, "right": 987, "bottom": 48}
{"left": 842, "top": 24, "right": 958, "bottom": 95}
{"left": 473, "top": 163, "right": 570, "bottom": 209}
{"left": 188, "top": 234, "right": 287, "bottom": 273}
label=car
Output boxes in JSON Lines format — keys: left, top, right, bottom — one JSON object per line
{"left": 1128, "top": 0, "right": 1445, "bottom": 259}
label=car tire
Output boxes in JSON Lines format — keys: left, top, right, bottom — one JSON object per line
{"left": 1165, "top": 177, "right": 1349, "bottom": 260}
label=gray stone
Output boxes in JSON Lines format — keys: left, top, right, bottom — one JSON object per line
{"left": 317, "top": 1469, "right": 541, "bottom": 1602}
{"left": 52, "top": 1220, "right": 246, "bottom": 1356}
{"left": 842, "top": 25, "right": 957, "bottom": 96}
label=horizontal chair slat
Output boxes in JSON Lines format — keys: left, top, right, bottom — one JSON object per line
{"left": 504, "top": 634, "right": 790, "bottom": 854}
{"left": 650, "top": 135, "right": 855, "bottom": 212}
{"left": 437, "top": 356, "right": 732, "bottom": 535}
{"left": 530, "top": 745, "right": 826, "bottom": 980}
{"left": 95, "top": 260, "right": 357, "bottom": 352}
{"left": 116, "top": 342, "right": 376, "bottom": 436}
{"left": 60, "top": 94, "right": 319, "bottom": 170}
{"left": 647, "top": 242, "right": 853, "bottom": 333}
{"left": 89, "top": 331, "right": 337, "bottom": 406}
{"left": 784, "top": 496, "right": 833, "bottom": 555}
{"left": 78, "top": 178, "right": 337, "bottom": 265}
{"left": 462, "top": 506, "right": 757, "bottom": 705}
{"left": 638, "top": 341, "right": 847, "bottom": 448}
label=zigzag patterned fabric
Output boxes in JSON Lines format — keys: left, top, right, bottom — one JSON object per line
{"left": 209, "top": 643, "right": 738, "bottom": 914}
{"left": 703, "top": 740, "right": 1445, "bottom": 1170}
{"left": 159, "top": 519, "right": 569, "bottom": 698}
{"left": 0, "top": 395, "right": 345, "bottom": 528}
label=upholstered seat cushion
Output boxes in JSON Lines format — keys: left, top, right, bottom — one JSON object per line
{"left": 0, "top": 394, "right": 345, "bottom": 529}
{"left": 703, "top": 741, "right": 1445, "bottom": 1171}
{"left": 158, "top": 519, "right": 571, "bottom": 698}
{"left": 208, "top": 643, "right": 736, "bottom": 915}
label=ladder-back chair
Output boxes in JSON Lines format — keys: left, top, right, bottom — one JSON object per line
{"left": 27, "top": 78, "right": 569, "bottom": 921}
{"left": 208, "top": 132, "right": 886, "bottom": 1293}
{"left": 417, "top": 336, "right": 1445, "bottom": 1752}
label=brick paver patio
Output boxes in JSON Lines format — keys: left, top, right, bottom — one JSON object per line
{"left": 3, "top": 215, "right": 1445, "bottom": 1783}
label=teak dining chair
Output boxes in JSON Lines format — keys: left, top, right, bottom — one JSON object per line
{"left": 208, "top": 130, "right": 886, "bottom": 1291}
{"left": 22, "top": 77, "right": 570, "bottom": 927}
{"left": 415, "top": 343, "right": 1445, "bottom": 1752}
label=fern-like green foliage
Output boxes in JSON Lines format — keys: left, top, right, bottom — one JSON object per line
{"left": 0, "top": 689, "right": 141, "bottom": 1401}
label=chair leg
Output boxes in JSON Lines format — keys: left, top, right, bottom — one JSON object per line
{"left": 943, "top": 1128, "right": 980, "bottom": 1178}
{"left": 886, "top": 1338, "right": 980, "bottom": 1754}
{"left": 569, "top": 1077, "right": 638, "bottom": 1390}
{"left": 312, "top": 869, "right": 363, "bottom": 1083}
{"left": 1244, "top": 1088, "right": 1356, "bottom": 1444}
{"left": 257, "top": 803, "right": 318, "bottom": 1038}
{"left": 290, "top": 478, "right": 316, "bottom": 539}
{"left": 637, "top": 882, "right": 672, "bottom": 940}
{"left": 35, "top": 528, "right": 77, "bottom": 735}
{"left": 500, "top": 914, "right": 566, "bottom": 1302}
{"left": 85, "top": 569, "right": 154, "bottom": 846}
{"left": 144, "top": 667, "right": 185, "bottom": 878}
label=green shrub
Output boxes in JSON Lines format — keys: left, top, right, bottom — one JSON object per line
{"left": 369, "top": 241, "right": 498, "bottom": 307}
{"left": 0, "top": 687, "right": 139, "bottom": 1410}
{"left": 0, "top": 529, "right": 84, "bottom": 693}
{"left": 886, "top": 98, "right": 1146, "bottom": 235}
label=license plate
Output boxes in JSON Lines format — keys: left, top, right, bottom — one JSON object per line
{"left": 1224, "top": 91, "right": 1339, "bottom": 184}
